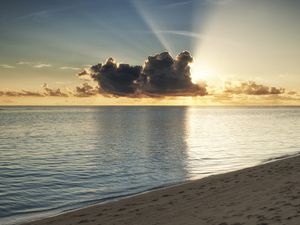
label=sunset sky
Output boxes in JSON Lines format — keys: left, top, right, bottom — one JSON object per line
{"left": 0, "top": 0, "right": 300, "bottom": 105}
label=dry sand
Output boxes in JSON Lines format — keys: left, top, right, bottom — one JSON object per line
{"left": 22, "top": 155, "right": 300, "bottom": 225}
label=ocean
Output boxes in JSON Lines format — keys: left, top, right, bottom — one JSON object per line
{"left": 0, "top": 106, "right": 299, "bottom": 224}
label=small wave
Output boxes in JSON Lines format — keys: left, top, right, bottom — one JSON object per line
{"left": 263, "top": 152, "right": 300, "bottom": 163}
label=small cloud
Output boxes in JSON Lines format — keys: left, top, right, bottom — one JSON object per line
{"left": 17, "top": 61, "right": 33, "bottom": 65}
{"left": 60, "top": 66, "right": 81, "bottom": 70}
{"left": 34, "top": 64, "right": 52, "bottom": 68}
{"left": 77, "top": 68, "right": 93, "bottom": 81}
{"left": 205, "top": 0, "right": 234, "bottom": 5}
{"left": 20, "top": 90, "right": 44, "bottom": 97}
{"left": 161, "top": 1, "right": 192, "bottom": 8}
{"left": 73, "top": 83, "right": 99, "bottom": 97}
{"left": 42, "top": 83, "right": 68, "bottom": 97}
{"left": 288, "top": 91, "right": 297, "bottom": 95}
{"left": 0, "top": 64, "right": 15, "bottom": 69}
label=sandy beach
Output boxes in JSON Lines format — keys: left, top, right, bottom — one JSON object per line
{"left": 22, "top": 155, "right": 300, "bottom": 225}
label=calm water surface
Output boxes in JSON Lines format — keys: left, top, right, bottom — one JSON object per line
{"left": 0, "top": 106, "right": 299, "bottom": 224}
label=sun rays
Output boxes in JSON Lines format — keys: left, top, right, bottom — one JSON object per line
{"left": 130, "top": 0, "right": 219, "bottom": 85}
{"left": 131, "top": 0, "right": 173, "bottom": 54}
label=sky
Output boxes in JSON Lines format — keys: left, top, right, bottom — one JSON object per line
{"left": 0, "top": 0, "right": 300, "bottom": 105}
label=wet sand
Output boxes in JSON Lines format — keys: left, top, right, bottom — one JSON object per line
{"left": 22, "top": 155, "right": 300, "bottom": 225}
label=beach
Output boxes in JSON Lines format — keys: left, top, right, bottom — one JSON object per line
{"left": 21, "top": 154, "right": 300, "bottom": 225}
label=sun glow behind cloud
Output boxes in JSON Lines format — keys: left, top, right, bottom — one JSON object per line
{"left": 190, "top": 61, "right": 213, "bottom": 84}
{"left": 190, "top": 1, "right": 222, "bottom": 86}
{"left": 131, "top": 0, "right": 219, "bottom": 86}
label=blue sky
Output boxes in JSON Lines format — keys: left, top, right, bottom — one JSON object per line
{"left": 0, "top": 0, "right": 204, "bottom": 65}
{"left": 0, "top": 0, "right": 210, "bottom": 90}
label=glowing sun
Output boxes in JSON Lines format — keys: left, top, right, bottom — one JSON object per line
{"left": 190, "top": 62, "right": 212, "bottom": 84}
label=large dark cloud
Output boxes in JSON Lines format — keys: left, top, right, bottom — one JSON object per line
{"left": 224, "top": 81, "right": 285, "bottom": 95}
{"left": 78, "top": 51, "right": 207, "bottom": 97}
{"left": 84, "top": 58, "right": 142, "bottom": 96}
{"left": 142, "top": 51, "right": 207, "bottom": 96}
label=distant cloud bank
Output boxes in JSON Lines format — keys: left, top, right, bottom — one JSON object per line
{"left": 0, "top": 64, "right": 15, "bottom": 69}
{"left": 224, "top": 81, "right": 285, "bottom": 95}
{"left": 0, "top": 83, "right": 68, "bottom": 97}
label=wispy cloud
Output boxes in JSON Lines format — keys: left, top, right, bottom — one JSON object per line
{"left": 15, "top": 6, "right": 75, "bottom": 20}
{"left": 60, "top": 66, "right": 81, "bottom": 70}
{"left": 205, "top": 0, "right": 234, "bottom": 5}
{"left": 17, "top": 61, "right": 33, "bottom": 65}
{"left": 161, "top": 1, "right": 192, "bottom": 8}
{"left": 0, "top": 64, "right": 15, "bottom": 69}
{"left": 152, "top": 30, "right": 240, "bottom": 46}
{"left": 157, "top": 30, "right": 202, "bottom": 38}
{"left": 0, "top": 90, "right": 43, "bottom": 97}
{"left": 33, "top": 64, "right": 52, "bottom": 68}
{"left": 18, "top": 61, "right": 54, "bottom": 69}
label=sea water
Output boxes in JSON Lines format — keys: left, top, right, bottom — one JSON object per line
{"left": 0, "top": 106, "right": 299, "bottom": 224}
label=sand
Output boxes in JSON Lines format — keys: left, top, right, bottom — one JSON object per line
{"left": 22, "top": 155, "right": 300, "bottom": 225}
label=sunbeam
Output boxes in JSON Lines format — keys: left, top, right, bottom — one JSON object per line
{"left": 131, "top": 0, "right": 173, "bottom": 54}
{"left": 191, "top": 1, "right": 220, "bottom": 85}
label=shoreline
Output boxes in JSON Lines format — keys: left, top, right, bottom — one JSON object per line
{"left": 20, "top": 153, "right": 300, "bottom": 225}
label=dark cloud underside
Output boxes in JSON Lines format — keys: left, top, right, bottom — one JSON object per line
{"left": 89, "top": 58, "right": 142, "bottom": 96}
{"left": 79, "top": 51, "right": 208, "bottom": 97}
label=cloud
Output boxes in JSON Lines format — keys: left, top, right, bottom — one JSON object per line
{"left": 17, "top": 61, "right": 33, "bottom": 65}
{"left": 288, "top": 91, "right": 297, "bottom": 95}
{"left": 0, "top": 64, "right": 15, "bottom": 69}
{"left": 142, "top": 51, "right": 207, "bottom": 96}
{"left": 79, "top": 58, "right": 142, "bottom": 96}
{"left": 0, "top": 84, "right": 70, "bottom": 97}
{"left": 78, "top": 69, "right": 89, "bottom": 76}
{"left": 34, "top": 64, "right": 52, "bottom": 68}
{"left": 0, "top": 83, "right": 98, "bottom": 98}
{"left": 42, "top": 83, "right": 68, "bottom": 97}
{"left": 161, "top": 1, "right": 192, "bottom": 8}
{"left": 73, "top": 83, "right": 99, "bottom": 97}
{"left": 205, "top": 0, "right": 234, "bottom": 5}
{"left": 79, "top": 51, "right": 207, "bottom": 97}
{"left": 224, "top": 81, "right": 285, "bottom": 95}
{"left": 60, "top": 66, "right": 81, "bottom": 70}
{"left": 77, "top": 69, "right": 93, "bottom": 81}
{"left": 0, "top": 90, "right": 43, "bottom": 97}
